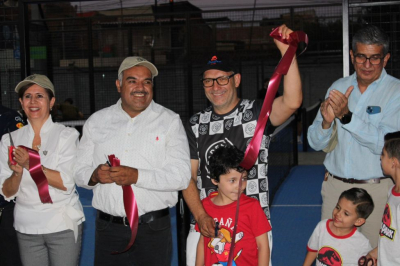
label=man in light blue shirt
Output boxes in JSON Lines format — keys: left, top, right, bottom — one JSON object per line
{"left": 308, "top": 25, "right": 400, "bottom": 248}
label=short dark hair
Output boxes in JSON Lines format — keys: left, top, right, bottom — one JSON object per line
{"left": 18, "top": 82, "right": 54, "bottom": 100}
{"left": 384, "top": 131, "right": 400, "bottom": 161}
{"left": 352, "top": 25, "right": 389, "bottom": 55}
{"left": 209, "top": 146, "right": 246, "bottom": 182}
{"left": 339, "top": 188, "right": 374, "bottom": 219}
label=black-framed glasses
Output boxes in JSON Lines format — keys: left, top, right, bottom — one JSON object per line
{"left": 201, "top": 73, "right": 236, "bottom": 87}
{"left": 354, "top": 54, "right": 385, "bottom": 65}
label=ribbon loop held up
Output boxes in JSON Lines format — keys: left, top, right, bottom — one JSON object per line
{"left": 240, "top": 29, "right": 308, "bottom": 170}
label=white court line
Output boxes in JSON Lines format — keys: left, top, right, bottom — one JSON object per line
{"left": 271, "top": 204, "right": 322, "bottom": 207}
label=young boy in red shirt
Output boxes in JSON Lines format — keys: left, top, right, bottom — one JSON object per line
{"left": 195, "top": 146, "right": 271, "bottom": 266}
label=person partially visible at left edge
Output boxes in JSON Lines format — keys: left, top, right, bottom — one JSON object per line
{"left": 307, "top": 24, "right": 400, "bottom": 248}
{"left": 0, "top": 74, "right": 85, "bottom": 266}
{"left": 0, "top": 104, "right": 25, "bottom": 266}
{"left": 74, "top": 56, "right": 191, "bottom": 266}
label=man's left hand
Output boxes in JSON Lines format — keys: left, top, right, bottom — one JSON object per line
{"left": 109, "top": 166, "right": 138, "bottom": 186}
{"left": 328, "top": 86, "right": 354, "bottom": 118}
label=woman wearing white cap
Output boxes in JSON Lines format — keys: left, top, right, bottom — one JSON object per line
{"left": 0, "top": 74, "right": 85, "bottom": 266}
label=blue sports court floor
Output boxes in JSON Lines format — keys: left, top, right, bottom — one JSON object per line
{"left": 77, "top": 163, "right": 324, "bottom": 265}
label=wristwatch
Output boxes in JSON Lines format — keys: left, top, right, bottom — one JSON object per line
{"left": 340, "top": 111, "right": 352, "bottom": 124}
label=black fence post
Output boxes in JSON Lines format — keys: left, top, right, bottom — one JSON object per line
{"left": 302, "top": 107, "right": 307, "bottom": 152}
{"left": 176, "top": 12, "right": 194, "bottom": 266}
{"left": 18, "top": 0, "right": 30, "bottom": 79}
{"left": 293, "top": 114, "right": 299, "bottom": 166}
{"left": 87, "top": 18, "right": 95, "bottom": 114}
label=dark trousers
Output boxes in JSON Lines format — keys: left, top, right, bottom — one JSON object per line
{"left": 0, "top": 202, "right": 22, "bottom": 266}
{"left": 94, "top": 211, "right": 172, "bottom": 266}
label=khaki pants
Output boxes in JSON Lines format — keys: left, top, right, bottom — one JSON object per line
{"left": 321, "top": 174, "right": 393, "bottom": 248}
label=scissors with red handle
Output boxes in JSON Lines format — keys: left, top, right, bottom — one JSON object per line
{"left": 8, "top": 128, "right": 17, "bottom": 165}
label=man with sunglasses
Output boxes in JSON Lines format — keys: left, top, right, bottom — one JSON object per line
{"left": 308, "top": 25, "right": 400, "bottom": 248}
{"left": 183, "top": 24, "right": 302, "bottom": 265}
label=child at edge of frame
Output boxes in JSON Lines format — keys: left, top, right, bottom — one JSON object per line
{"left": 302, "top": 187, "right": 374, "bottom": 266}
{"left": 195, "top": 145, "right": 271, "bottom": 266}
{"left": 363, "top": 131, "right": 400, "bottom": 265}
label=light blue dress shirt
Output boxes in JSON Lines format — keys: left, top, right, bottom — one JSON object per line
{"left": 308, "top": 69, "right": 400, "bottom": 180}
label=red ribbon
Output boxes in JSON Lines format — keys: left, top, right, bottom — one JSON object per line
{"left": 18, "top": 146, "right": 53, "bottom": 204}
{"left": 226, "top": 172, "right": 243, "bottom": 266}
{"left": 240, "top": 28, "right": 308, "bottom": 170}
{"left": 108, "top": 155, "right": 139, "bottom": 254}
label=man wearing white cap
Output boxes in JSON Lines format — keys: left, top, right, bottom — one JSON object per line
{"left": 74, "top": 56, "right": 191, "bottom": 265}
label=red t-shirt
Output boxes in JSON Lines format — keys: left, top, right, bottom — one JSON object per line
{"left": 196, "top": 193, "right": 271, "bottom": 266}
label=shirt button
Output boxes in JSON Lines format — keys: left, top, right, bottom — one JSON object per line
{"left": 128, "top": 133, "right": 131, "bottom": 136}
{"left": 125, "top": 150, "right": 128, "bottom": 153}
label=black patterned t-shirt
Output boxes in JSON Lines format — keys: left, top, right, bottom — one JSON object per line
{"left": 186, "top": 99, "right": 275, "bottom": 219}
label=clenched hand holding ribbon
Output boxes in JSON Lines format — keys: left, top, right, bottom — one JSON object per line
{"left": 108, "top": 154, "right": 139, "bottom": 255}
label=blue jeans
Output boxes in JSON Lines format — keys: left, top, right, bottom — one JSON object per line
{"left": 16, "top": 224, "right": 83, "bottom": 266}
{"left": 94, "top": 211, "right": 172, "bottom": 266}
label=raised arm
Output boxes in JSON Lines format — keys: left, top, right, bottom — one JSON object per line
{"left": 270, "top": 24, "right": 302, "bottom": 126}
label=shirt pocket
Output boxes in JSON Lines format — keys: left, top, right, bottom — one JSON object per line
{"left": 137, "top": 133, "right": 166, "bottom": 167}
{"left": 366, "top": 112, "right": 383, "bottom": 127}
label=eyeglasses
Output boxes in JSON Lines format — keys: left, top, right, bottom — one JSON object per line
{"left": 354, "top": 54, "right": 385, "bottom": 65}
{"left": 201, "top": 73, "right": 236, "bottom": 87}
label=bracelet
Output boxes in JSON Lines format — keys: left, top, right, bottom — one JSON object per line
{"left": 340, "top": 111, "right": 353, "bottom": 125}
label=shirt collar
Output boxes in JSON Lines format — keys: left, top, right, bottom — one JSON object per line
{"left": 27, "top": 115, "right": 54, "bottom": 135}
{"left": 354, "top": 68, "right": 387, "bottom": 87}
{"left": 115, "top": 98, "right": 155, "bottom": 119}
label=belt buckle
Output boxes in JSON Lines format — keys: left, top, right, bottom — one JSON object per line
{"left": 347, "top": 178, "right": 355, "bottom": 184}
{"left": 123, "top": 217, "right": 129, "bottom": 227}
{"left": 368, "top": 178, "right": 379, "bottom": 184}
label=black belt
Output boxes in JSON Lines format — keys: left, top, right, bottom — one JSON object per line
{"left": 326, "top": 171, "right": 389, "bottom": 184}
{"left": 98, "top": 208, "right": 169, "bottom": 226}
